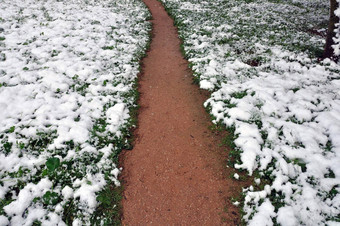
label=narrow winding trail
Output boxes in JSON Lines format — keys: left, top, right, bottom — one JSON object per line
{"left": 120, "top": 0, "right": 242, "bottom": 224}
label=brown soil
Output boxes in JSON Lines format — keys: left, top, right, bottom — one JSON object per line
{"left": 120, "top": 0, "right": 245, "bottom": 224}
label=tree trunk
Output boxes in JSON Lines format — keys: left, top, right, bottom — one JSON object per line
{"left": 323, "top": 0, "right": 339, "bottom": 61}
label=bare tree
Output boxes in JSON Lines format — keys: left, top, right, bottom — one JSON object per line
{"left": 324, "top": 0, "right": 339, "bottom": 61}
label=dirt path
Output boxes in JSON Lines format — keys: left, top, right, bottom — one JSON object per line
{"left": 120, "top": 0, "right": 243, "bottom": 224}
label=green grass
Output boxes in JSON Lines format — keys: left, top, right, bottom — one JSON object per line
{"left": 90, "top": 184, "right": 123, "bottom": 226}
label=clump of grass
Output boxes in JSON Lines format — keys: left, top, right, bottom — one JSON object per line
{"left": 90, "top": 184, "right": 123, "bottom": 226}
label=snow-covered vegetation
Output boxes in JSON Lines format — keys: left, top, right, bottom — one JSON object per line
{"left": 160, "top": 0, "right": 340, "bottom": 224}
{"left": 0, "top": 0, "right": 150, "bottom": 224}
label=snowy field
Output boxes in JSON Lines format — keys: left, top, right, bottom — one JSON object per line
{"left": 160, "top": 0, "right": 340, "bottom": 225}
{"left": 0, "top": 0, "right": 150, "bottom": 225}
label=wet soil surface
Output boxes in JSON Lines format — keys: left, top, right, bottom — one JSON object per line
{"left": 120, "top": 0, "right": 244, "bottom": 224}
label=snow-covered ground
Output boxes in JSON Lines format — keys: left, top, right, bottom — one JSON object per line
{"left": 161, "top": 0, "right": 340, "bottom": 224}
{"left": 0, "top": 0, "right": 150, "bottom": 225}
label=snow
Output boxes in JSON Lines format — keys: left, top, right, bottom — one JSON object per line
{"left": 233, "top": 201, "right": 240, "bottom": 206}
{"left": 61, "top": 186, "right": 73, "bottom": 200}
{"left": 4, "top": 179, "right": 52, "bottom": 216}
{"left": 106, "top": 103, "right": 129, "bottom": 134}
{"left": 0, "top": 216, "right": 9, "bottom": 226}
{"left": 276, "top": 207, "right": 297, "bottom": 226}
{"left": 200, "top": 80, "right": 214, "bottom": 90}
{"left": 73, "top": 174, "right": 106, "bottom": 209}
{"left": 160, "top": 0, "right": 340, "bottom": 224}
{"left": 248, "top": 199, "right": 275, "bottom": 226}
{"left": 0, "top": 0, "right": 150, "bottom": 224}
